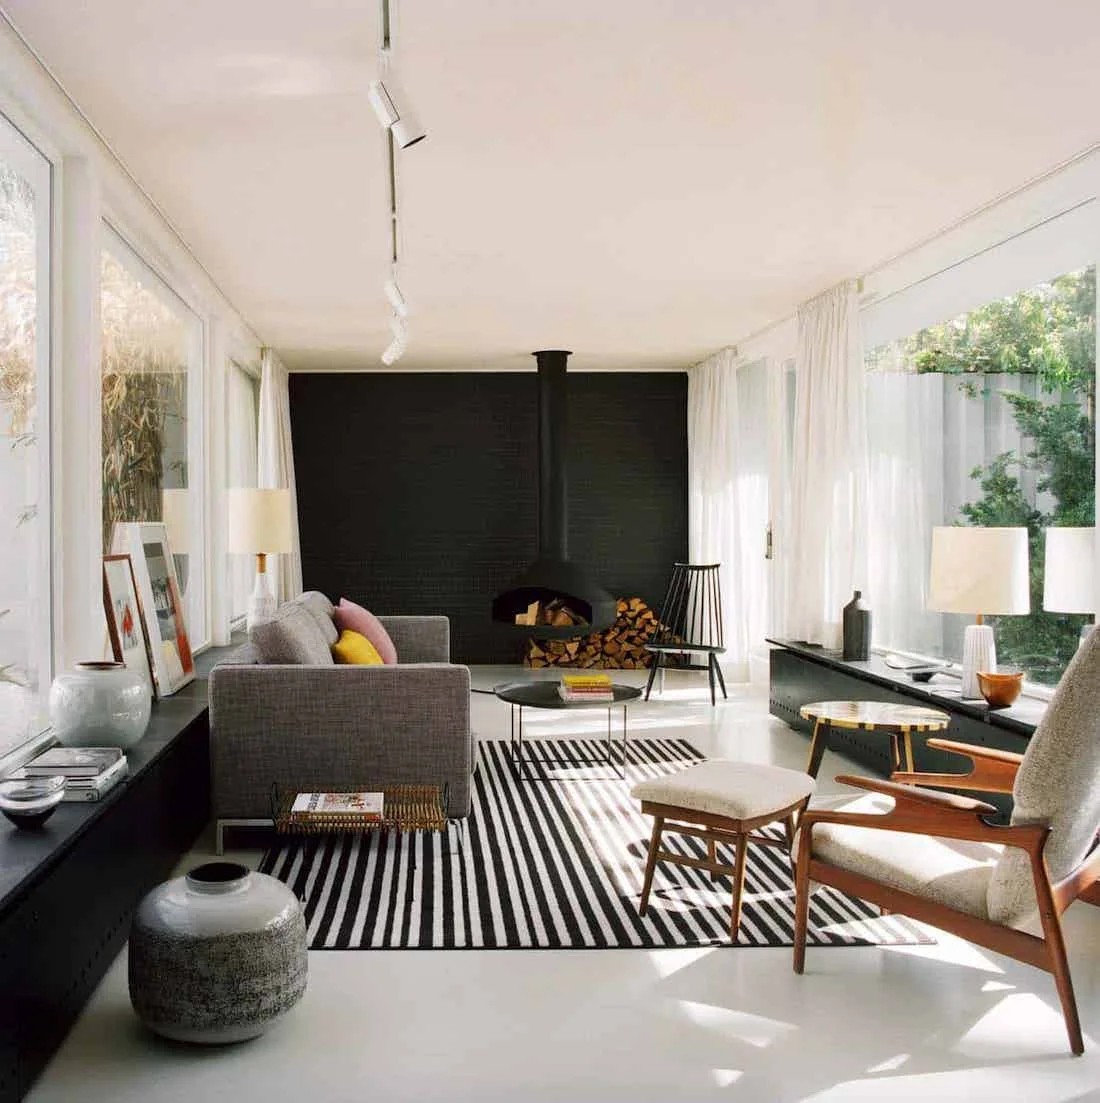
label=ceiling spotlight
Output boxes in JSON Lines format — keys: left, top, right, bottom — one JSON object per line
{"left": 384, "top": 277, "right": 408, "bottom": 317}
{"left": 368, "top": 78, "right": 426, "bottom": 149}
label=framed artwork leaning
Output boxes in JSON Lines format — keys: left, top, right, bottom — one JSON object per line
{"left": 112, "top": 522, "right": 195, "bottom": 696}
{"left": 102, "top": 553, "right": 156, "bottom": 700}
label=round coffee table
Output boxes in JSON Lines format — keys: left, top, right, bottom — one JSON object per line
{"left": 799, "top": 700, "right": 951, "bottom": 779}
{"left": 494, "top": 681, "right": 643, "bottom": 779}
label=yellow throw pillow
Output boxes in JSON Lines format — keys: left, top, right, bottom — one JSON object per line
{"left": 331, "top": 628, "right": 384, "bottom": 665}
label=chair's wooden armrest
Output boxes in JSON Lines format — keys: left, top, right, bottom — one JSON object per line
{"left": 800, "top": 778, "right": 1046, "bottom": 852}
{"left": 835, "top": 774, "right": 999, "bottom": 815}
{"left": 891, "top": 738, "right": 1022, "bottom": 794}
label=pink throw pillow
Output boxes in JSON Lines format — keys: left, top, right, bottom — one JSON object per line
{"left": 334, "top": 599, "right": 398, "bottom": 665}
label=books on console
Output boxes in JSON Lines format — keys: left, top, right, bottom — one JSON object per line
{"left": 20, "top": 746, "right": 129, "bottom": 801}
{"left": 25, "top": 746, "right": 123, "bottom": 777}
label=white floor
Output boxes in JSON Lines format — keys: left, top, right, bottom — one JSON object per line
{"left": 28, "top": 668, "right": 1100, "bottom": 1103}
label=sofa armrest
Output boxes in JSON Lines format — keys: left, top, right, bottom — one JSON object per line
{"left": 378, "top": 616, "right": 450, "bottom": 663}
{"left": 209, "top": 662, "right": 472, "bottom": 818}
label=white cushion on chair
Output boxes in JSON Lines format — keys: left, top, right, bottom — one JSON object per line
{"left": 631, "top": 761, "right": 815, "bottom": 821}
{"left": 806, "top": 794, "right": 1001, "bottom": 920}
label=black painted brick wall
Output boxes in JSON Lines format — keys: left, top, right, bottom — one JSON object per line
{"left": 290, "top": 371, "right": 688, "bottom": 663}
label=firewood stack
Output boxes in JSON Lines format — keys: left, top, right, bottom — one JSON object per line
{"left": 526, "top": 597, "right": 659, "bottom": 669}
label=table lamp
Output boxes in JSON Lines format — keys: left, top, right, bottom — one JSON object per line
{"left": 227, "top": 488, "right": 294, "bottom": 629}
{"left": 1043, "top": 527, "right": 1096, "bottom": 649}
{"left": 927, "top": 526, "right": 1030, "bottom": 699}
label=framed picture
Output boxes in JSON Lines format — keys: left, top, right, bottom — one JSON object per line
{"left": 102, "top": 553, "right": 156, "bottom": 700}
{"left": 112, "top": 522, "right": 195, "bottom": 696}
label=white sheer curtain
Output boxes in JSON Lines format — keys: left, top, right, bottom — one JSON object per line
{"left": 787, "top": 281, "right": 869, "bottom": 648}
{"left": 866, "top": 350, "right": 944, "bottom": 655}
{"left": 227, "top": 362, "right": 260, "bottom": 621}
{"left": 688, "top": 349, "right": 769, "bottom": 681}
{"left": 257, "top": 349, "right": 303, "bottom": 602}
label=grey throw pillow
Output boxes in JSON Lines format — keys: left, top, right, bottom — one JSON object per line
{"left": 249, "top": 602, "right": 335, "bottom": 665}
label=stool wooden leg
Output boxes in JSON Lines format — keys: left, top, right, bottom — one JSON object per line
{"left": 708, "top": 837, "right": 719, "bottom": 881}
{"left": 639, "top": 815, "right": 664, "bottom": 915}
{"left": 729, "top": 834, "right": 748, "bottom": 942}
{"left": 783, "top": 813, "right": 796, "bottom": 854}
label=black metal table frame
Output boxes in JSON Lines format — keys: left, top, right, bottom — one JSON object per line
{"left": 508, "top": 699, "right": 633, "bottom": 781}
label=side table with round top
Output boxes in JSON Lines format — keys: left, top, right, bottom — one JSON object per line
{"left": 494, "top": 681, "right": 643, "bottom": 779}
{"left": 799, "top": 700, "right": 952, "bottom": 780}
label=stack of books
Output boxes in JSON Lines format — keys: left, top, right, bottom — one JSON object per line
{"left": 288, "top": 791, "right": 385, "bottom": 828}
{"left": 558, "top": 673, "right": 615, "bottom": 702}
{"left": 23, "top": 747, "right": 129, "bottom": 802}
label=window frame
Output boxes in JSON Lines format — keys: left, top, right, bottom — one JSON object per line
{"left": 0, "top": 112, "right": 55, "bottom": 767}
{"left": 99, "top": 219, "right": 209, "bottom": 650}
{"left": 861, "top": 204, "right": 1100, "bottom": 699}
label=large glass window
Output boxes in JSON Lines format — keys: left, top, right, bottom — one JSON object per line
{"left": 226, "top": 360, "right": 260, "bottom": 623}
{"left": 867, "top": 266, "right": 1096, "bottom": 685}
{"left": 0, "top": 117, "right": 51, "bottom": 755}
{"left": 101, "top": 228, "right": 206, "bottom": 644}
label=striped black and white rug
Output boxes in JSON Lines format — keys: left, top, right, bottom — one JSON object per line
{"left": 259, "top": 738, "right": 931, "bottom": 950}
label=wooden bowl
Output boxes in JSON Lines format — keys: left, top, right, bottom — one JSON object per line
{"left": 976, "top": 670, "right": 1023, "bottom": 709}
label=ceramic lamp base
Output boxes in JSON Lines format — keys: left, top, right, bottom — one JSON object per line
{"left": 961, "top": 622, "right": 996, "bottom": 699}
{"left": 246, "top": 569, "right": 277, "bottom": 630}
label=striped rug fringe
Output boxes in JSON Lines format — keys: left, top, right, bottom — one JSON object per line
{"left": 260, "top": 738, "right": 932, "bottom": 951}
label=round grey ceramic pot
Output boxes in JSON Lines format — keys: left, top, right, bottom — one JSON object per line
{"left": 129, "top": 861, "right": 308, "bottom": 1044}
{"left": 49, "top": 661, "right": 150, "bottom": 748}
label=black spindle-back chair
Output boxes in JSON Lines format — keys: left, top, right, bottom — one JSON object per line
{"left": 644, "top": 563, "right": 727, "bottom": 706}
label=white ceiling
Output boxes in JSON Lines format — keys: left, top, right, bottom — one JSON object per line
{"left": 5, "top": 0, "right": 1100, "bottom": 371}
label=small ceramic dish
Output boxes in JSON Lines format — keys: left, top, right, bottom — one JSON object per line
{"left": 0, "top": 775, "right": 66, "bottom": 829}
{"left": 976, "top": 670, "right": 1024, "bottom": 709}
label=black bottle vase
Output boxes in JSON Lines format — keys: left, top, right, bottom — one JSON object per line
{"left": 842, "top": 590, "right": 871, "bottom": 661}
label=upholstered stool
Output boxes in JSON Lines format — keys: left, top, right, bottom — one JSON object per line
{"left": 631, "top": 761, "right": 816, "bottom": 941}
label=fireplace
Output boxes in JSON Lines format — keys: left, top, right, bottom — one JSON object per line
{"left": 491, "top": 350, "right": 617, "bottom": 639}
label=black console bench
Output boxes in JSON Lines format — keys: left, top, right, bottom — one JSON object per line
{"left": 0, "top": 665, "right": 217, "bottom": 1101}
{"left": 768, "top": 638, "right": 1044, "bottom": 814}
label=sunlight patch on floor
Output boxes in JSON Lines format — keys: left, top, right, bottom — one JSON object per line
{"left": 675, "top": 1000, "right": 798, "bottom": 1048}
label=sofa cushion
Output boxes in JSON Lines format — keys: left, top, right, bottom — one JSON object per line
{"left": 803, "top": 794, "right": 999, "bottom": 921}
{"left": 249, "top": 601, "right": 335, "bottom": 665}
{"left": 292, "top": 591, "right": 338, "bottom": 646}
{"left": 331, "top": 629, "right": 384, "bottom": 665}
{"left": 334, "top": 598, "right": 398, "bottom": 664}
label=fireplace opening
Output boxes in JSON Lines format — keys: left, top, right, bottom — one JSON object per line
{"left": 491, "top": 349, "right": 616, "bottom": 640}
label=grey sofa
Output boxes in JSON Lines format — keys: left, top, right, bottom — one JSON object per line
{"left": 209, "top": 592, "right": 473, "bottom": 843}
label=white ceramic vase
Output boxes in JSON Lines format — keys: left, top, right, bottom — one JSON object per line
{"left": 129, "top": 861, "right": 308, "bottom": 1043}
{"left": 48, "top": 660, "right": 151, "bottom": 748}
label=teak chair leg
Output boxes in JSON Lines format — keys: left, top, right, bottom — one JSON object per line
{"left": 639, "top": 815, "right": 664, "bottom": 915}
{"left": 729, "top": 834, "right": 748, "bottom": 942}
{"left": 708, "top": 837, "right": 719, "bottom": 880}
{"left": 1032, "top": 855, "right": 1085, "bottom": 1055}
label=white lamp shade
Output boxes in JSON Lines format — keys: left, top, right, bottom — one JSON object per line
{"left": 1043, "top": 527, "right": 1096, "bottom": 613}
{"left": 927, "top": 526, "right": 1030, "bottom": 615}
{"left": 161, "top": 488, "right": 190, "bottom": 554}
{"left": 227, "top": 488, "right": 294, "bottom": 554}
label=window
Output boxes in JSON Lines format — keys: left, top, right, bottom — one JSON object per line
{"left": 100, "top": 227, "right": 206, "bottom": 644}
{"left": 0, "top": 116, "right": 51, "bottom": 755}
{"left": 866, "top": 266, "right": 1096, "bottom": 686}
{"left": 227, "top": 360, "right": 260, "bottom": 623}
